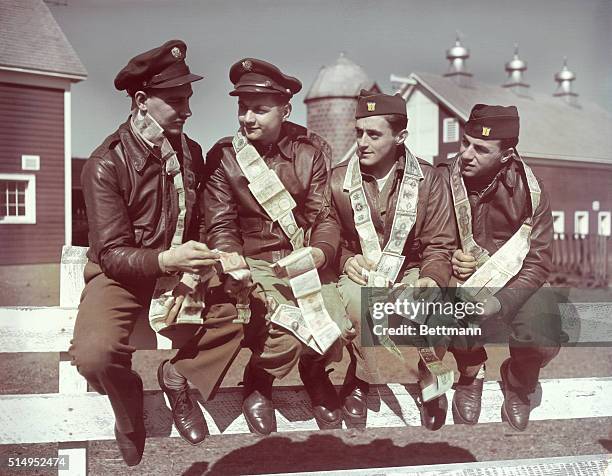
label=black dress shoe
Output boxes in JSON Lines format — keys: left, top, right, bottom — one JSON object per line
{"left": 341, "top": 378, "right": 369, "bottom": 418}
{"left": 242, "top": 365, "right": 276, "bottom": 435}
{"left": 500, "top": 359, "right": 531, "bottom": 431}
{"left": 157, "top": 360, "right": 207, "bottom": 445}
{"left": 299, "top": 358, "right": 342, "bottom": 429}
{"left": 418, "top": 394, "right": 448, "bottom": 431}
{"left": 114, "top": 425, "right": 145, "bottom": 467}
{"left": 452, "top": 375, "right": 484, "bottom": 425}
{"left": 114, "top": 375, "right": 145, "bottom": 466}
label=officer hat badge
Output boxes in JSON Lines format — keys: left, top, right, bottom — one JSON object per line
{"left": 482, "top": 126, "right": 491, "bottom": 137}
{"left": 242, "top": 60, "right": 253, "bottom": 71}
{"left": 171, "top": 47, "right": 182, "bottom": 59}
{"left": 367, "top": 102, "right": 376, "bottom": 112}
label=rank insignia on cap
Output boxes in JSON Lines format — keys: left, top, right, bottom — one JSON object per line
{"left": 367, "top": 102, "right": 376, "bottom": 112}
{"left": 171, "top": 47, "right": 182, "bottom": 59}
{"left": 242, "top": 60, "right": 253, "bottom": 71}
{"left": 482, "top": 126, "right": 491, "bottom": 137}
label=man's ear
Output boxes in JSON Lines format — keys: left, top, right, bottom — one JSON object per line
{"left": 134, "top": 90, "right": 149, "bottom": 112}
{"left": 282, "top": 102, "right": 292, "bottom": 121}
{"left": 500, "top": 148, "right": 514, "bottom": 163}
{"left": 395, "top": 129, "right": 408, "bottom": 145}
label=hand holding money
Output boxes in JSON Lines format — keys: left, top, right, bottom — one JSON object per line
{"left": 413, "top": 277, "right": 441, "bottom": 301}
{"left": 344, "top": 254, "right": 377, "bottom": 286}
{"left": 451, "top": 249, "right": 477, "bottom": 280}
{"left": 160, "top": 240, "right": 220, "bottom": 274}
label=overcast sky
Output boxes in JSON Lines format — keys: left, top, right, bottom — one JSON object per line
{"left": 48, "top": 0, "right": 611, "bottom": 158}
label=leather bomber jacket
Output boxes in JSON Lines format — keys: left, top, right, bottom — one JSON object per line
{"left": 81, "top": 119, "right": 204, "bottom": 285}
{"left": 330, "top": 152, "right": 457, "bottom": 287}
{"left": 203, "top": 121, "right": 338, "bottom": 266}
{"left": 438, "top": 158, "right": 554, "bottom": 318}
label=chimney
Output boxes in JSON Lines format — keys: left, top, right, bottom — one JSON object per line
{"left": 502, "top": 44, "right": 530, "bottom": 97}
{"left": 554, "top": 57, "right": 579, "bottom": 107}
{"left": 444, "top": 34, "right": 472, "bottom": 87}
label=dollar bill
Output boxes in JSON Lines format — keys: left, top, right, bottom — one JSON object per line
{"left": 260, "top": 191, "right": 297, "bottom": 222}
{"left": 367, "top": 270, "right": 390, "bottom": 288}
{"left": 418, "top": 347, "right": 454, "bottom": 402}
{"left": 270, "top": 304, "right": 313, "bottom": 346}
{"left": 248, "top": 169, "right": 287, "bottom": 204}
{"left": 376, "top": 252, "right": 405, "bottom": 284}
{"left": 272, "top": 247, "right": 315, "bottom": 279}
{"left": 297, "top": 293, "right": 341, "bottom": 353}
{"left": 289, "top": 268, "right": 322, "bottom": 299}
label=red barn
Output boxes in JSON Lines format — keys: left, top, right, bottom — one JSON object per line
{"left": 0, "top": 0, "right": 87, "bottom": 265}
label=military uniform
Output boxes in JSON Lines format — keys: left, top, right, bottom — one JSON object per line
{"left": 439, "top": 104, "right": 561, "bottom": 430}
{"left": 69, "top": 40, "right": 243, "bottom": 465}
{"left": 203, "top": 58, "right": 350, "bottom": 433}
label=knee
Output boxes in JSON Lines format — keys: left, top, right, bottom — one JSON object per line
{"left": 69, "top": 338, "right": 115, "bottom": 381}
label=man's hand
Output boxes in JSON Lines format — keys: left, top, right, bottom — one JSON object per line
{"left": 413, "top": 276, "right": 441, "bottom": 301}
{"left": 164, "top": 280, "right": 192, "bottom": 326}
{"left": 160, "top": 241, "right": 220, "bottom": 274}
{"left": 480, "top": 295, "right": 501, "bottom": 318}
{"left": 452, "top": 249, "right": 477, "bottom": 280}
{"left": 344, "top": 254, "right": 376, "bottom": 286}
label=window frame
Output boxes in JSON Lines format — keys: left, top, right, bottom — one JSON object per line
{"left": 442, "top": 117, "right": 459, "bottom": 143}
{"left": 0, "top": 173, "right": 37, "bottom": 225}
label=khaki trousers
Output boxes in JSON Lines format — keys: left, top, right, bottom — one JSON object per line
{"left": 69, "top": 261, "right": 243, "bottom": 433}
{"left": 246, "top": 257, "right": 350, "bottom": 379}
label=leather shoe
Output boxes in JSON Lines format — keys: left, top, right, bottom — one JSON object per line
{"left": 157, "top": 360, "right": 207, "bottom": 445}
{"left": 114, "top": 375, "right": 145, "bottom": 466}
{"left": 341, "top": 378, "right": 369, "bottom": 418}
{"left": 114, "top": 425, "right": 145, "bottom": 467}
{"left": 299, "top": 358, "right": 342, "bottom": 429}
{"left": 500, "top": 359, "right": 531, "bottom": 431}
{"left": 418, "top": 394, "right": 448, "bottom": 431}
{"left": 452, "top": 375, "right": 483, "bottom": 425}
{"left": 242, "top": 365, "right": 276, "bottom": 435}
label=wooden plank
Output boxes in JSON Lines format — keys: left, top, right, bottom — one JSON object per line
{"left": 60, "top": 245, "right": 87, "bottom": 308}
{"left": 1, "top": 377, "right": 611, "bottom": 444}
{"left": 272, "top": 454, "right": 612, "bottom": 476}
{"left": 2, "top": 303, "right": 611, "bottom": 354}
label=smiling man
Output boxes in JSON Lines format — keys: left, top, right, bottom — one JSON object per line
{"left": 329, "top": 90, "right": 456, "bottom": 429}
{"left": 69, "top": 40, "right": 245, "bottom": 466}
{"left": 439, "top": 104, "right": 560, "bottom": 431}
{"left": 204, "top": 58, "right": 350, "bottom": 435}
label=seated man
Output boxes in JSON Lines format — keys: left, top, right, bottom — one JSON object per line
{"left": 329, "top": 90, "right": 456, "bottom": 430}
{"left": 439, "top": 104, "right": 561, "bottom": 431}
{"left": 204, "top": 58, "right": 350, "bottom": 435}
{"left": 69, "top": 40, "right": 243, "bottom": 466}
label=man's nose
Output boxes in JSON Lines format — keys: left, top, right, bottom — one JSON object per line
{"left": 244, "top": 110, "right": 256, "bottom": 123}
{"left": 461, "top": 145, "right": 474, "bottom": 161}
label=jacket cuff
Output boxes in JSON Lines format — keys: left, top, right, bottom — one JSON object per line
{"left": 144, "top": 249, "right": 164, "bottom": 278}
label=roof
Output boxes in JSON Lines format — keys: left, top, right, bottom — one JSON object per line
{"left": 0, "top": 0, "right": 87, "bottom": 80}
{"left": 305, "top": 53, "right": 376, "bottom": 101}
{"left": 410, "top": 72, "right": 612, "bottom": 164}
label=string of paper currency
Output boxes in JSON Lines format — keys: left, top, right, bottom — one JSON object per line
{"left": 231, "top": 130, "right": 340, "bottom": 349}
{"left": 344, "top": 148, "right": 453, "bottom": 401}
{"left": 450, "top": 153, "right": 541, "bottom": 304}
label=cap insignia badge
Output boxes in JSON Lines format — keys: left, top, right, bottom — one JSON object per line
{"left": 242, "top": 60, "right": 253, "bottom": 71}
{"left": 171, "top": 47, "right": 182, "bottom": 59}
{"left": 367, "top": 102, "right": 376, "bottom": 112}
{"left": 482, "top": 126, "right": 491, "bottom": 137}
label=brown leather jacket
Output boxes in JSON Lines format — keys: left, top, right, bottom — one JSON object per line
{"left": 330, "top": 151, "right": 456, "bottom": 287}
{"left": 438, "top": 158, "right": 554, "bottom": 318}
{"left": 81, "top": 119, "right": 204, "bottom": 285}
{"left": 203, "top": 122, "right": 338, "bottom": 265}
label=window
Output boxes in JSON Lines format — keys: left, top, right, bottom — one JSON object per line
{"left": 443, "top": 118, "right": 459, "bottom": 143}
{"left": 0, "top": 174, "right": 36, "bottom": 224}
{"left": 551, "top": 211, "right": 565, "bottom": 234}
{"left": 574, "top": 211, "right": 589, "bottom": 236}
{"left": 598, "top": 211, "right": 611, "bottom": 236}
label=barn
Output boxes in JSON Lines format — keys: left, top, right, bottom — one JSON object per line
{"left": 0, "top": 0, "right": 87, "bottom": 265}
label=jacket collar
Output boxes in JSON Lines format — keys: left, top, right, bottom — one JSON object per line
{"left": 276, "top": 121, "right": 308, "bottom": 160}
{"left": 118, "top": 118, "right": 162, "bottom": 172}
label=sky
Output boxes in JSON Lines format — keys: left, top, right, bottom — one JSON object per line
{"left": 48, "top": 0, "right": 612, "bottom": 158}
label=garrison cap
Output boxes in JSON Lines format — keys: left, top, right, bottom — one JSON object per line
{"left": 465, "top": 104, "right": 520, "bottom": 140}
{"left": 114, "top": 39, "right": 202, "bottom": 95}
{"left": 355, "top": 90, "right": 407, "bottom": 119}
{"left": 229, "top": 58, "right": 302, "bottom": 97}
